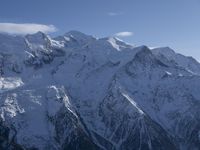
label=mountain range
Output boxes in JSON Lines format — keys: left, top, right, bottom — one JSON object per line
{"left": 0, "top": 31, "right": 200, "bottom": 150}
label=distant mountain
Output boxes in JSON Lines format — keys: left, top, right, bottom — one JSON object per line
{"left": 0, "top": 31, "right": 200, "bottom": 150}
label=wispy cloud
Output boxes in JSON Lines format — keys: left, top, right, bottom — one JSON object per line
{"left": 115, "top": 32, "right": 133, "bottom": 37}
{"left": 0, "top": 23, "right": 57, "bottom": 34}
{"left": 108, "top": 12, "right": 124, "bottom": 16}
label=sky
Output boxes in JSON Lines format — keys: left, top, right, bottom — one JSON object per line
{"left": 0, "top": 0, "right": 200, "bottom": 60}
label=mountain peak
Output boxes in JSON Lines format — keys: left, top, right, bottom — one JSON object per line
{"left": 97, "top": 36, "right": 133, "bottom": 51}
{"left": 25, "top": 31, "right": 49, "bottom": 44}
{"left": 134, "top": 46, "right": 154, "bottom": 61}
{"left": 53, "top": 30, "right": 96, "bottom": 47}
{"left": 135, "top": 45, "right": 152, "bottom": 56}
{"left": 133, "top": 46, "right": 168, "bottom": 67}
{"left": 152, "top": 46, "right": 176, "bottom": 57}
{"left": 25, "top": 31, "right": 48, "bottom": 39}
{"left": 64, "top": 30, "right": 95, "bottom": 40}
{"left": 65, "top": 30, "right": 86, "bottom": 36}
{"left": 26, "top": 31, "right": 47, "bottom": 38}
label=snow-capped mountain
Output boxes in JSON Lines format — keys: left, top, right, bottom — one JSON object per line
{"left": 0, "top": 31, "right": 200, "bottom": 150}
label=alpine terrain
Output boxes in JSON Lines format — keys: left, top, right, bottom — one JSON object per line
{"left": 0, "top": 31, "right": 200, "bottom": 150}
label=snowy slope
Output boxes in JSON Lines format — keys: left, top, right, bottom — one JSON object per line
{"left": 0, "top": 31, "right": 199, "bottom": 150}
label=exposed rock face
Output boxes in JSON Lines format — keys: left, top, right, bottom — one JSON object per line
{"left": 0, "top": 31, "right": 200, "bottom": 150}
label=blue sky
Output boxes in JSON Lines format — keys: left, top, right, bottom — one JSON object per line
{"left": 0, "top": 0, "right": 200, "bottom": 60}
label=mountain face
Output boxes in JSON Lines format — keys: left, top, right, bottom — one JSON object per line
{"left": 0, "top": 31, "right": 200, "bottom": 150}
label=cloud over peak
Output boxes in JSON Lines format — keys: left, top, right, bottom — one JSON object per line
{"left": 0, "top": 23, "right": 57, "bottom": 34}
{"left": 115, "top": 32, "right": 133, "bottom": 37}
